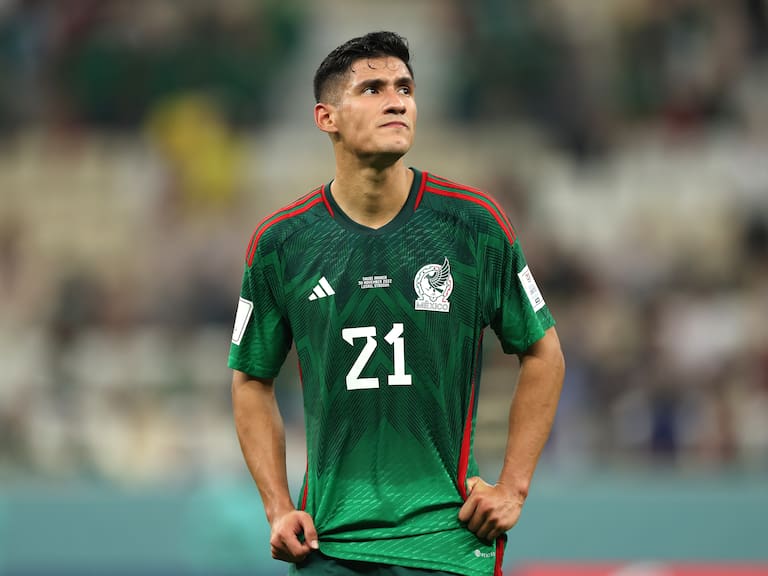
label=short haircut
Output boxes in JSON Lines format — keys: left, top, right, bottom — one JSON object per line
{"left": 313, "top": 31, "right": 413, "bottom": 103}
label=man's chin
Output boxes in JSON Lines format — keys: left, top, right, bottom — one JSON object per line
{"left": 361, "top": 146, "right": 411, "bottom": 165}
{"left": 376, "top": 135, "right": 413, "bottom": 154}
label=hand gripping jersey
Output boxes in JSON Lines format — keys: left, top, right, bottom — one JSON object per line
{"left": 229, "top": 169, "right": 555, "bottom": 576}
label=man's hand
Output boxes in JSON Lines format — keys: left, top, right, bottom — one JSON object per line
{"left": 458, "top": 476, "right": 525, "bottom": 542}
{"left": 269, "top": 509, "right": 319, "bottom": 563}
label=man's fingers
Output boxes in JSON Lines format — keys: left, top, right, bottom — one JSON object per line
{"left": 476, "top": 519, "right": 495, "bottom": 542}
{"left": 471, "top": 512, "right": 506, "bottom": 543}
{"left": 487, "top": 527, "right": 505, "bottom": 541}
{"left": 458, "top": 494, "right": 476, "bottom": 523}
{"left": 270, "top": 511, "right": 318, "bottom": 562}
{"left": 466, "top": 476, "right": 481, "bottom": 495}
{"left": 466, "top": 503, "right": 488, "bottom": 534}
{"left": 298, "top": 512, "right": 320, "bottom": 550}
{"left": 459, "top": 478, "right": 520, "bottom": 542}
{"left": 459, "top": 476, "right": 486, "bottom": 522}
{"left": 282, "top": 530, "right": 311, "bottom": 560}
{"left": 461, "top": 497, "right": 492, "bottom": 534}
{"left": 459, "top": 476, "right": 489, "bottom": 531}
{"left": 270, "top": 533, "right": 298, "bottom": 561}
{"left": 272, "top": 531, "right": 311, "bottom": 562}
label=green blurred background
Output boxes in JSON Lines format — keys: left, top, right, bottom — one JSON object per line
{"left": 1, "top": 1, "right": 767, "bottom": 574}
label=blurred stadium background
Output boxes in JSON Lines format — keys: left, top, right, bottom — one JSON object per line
{"left": 1, "top": 0, "right": 767, "bottom": 574}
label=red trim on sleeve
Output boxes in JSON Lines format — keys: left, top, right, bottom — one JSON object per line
{"left": 297, "top": 357, "right": 309, "bottom": 511}
{"left": 300, "top": 462, "right": 309, "bottom": 511}
{"left": 297, "top": 359, "right": 304, "bottom": 390}
{"left": 457, "top": 382, "right": 475, "bottom": 501}
{"left": 458, "top": 330, "right": 484, "bottom": 500}
{"left": 494, "top": 536, "right": 506, "bottom": 575}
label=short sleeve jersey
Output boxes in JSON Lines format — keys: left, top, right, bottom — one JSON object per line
{"left": 228, "top": 169, "right": 555, "bottom": 576}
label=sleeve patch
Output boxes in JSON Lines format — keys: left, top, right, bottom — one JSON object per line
{"left": 517, "top": 266, "right": 546, "bottom": 312}
{"left": 231, "top": 297, "right": 254, "bottom": 345}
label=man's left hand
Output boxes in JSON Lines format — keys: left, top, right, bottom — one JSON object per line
{"left": 458, "top": 476, "right": 524, "bottom": 542}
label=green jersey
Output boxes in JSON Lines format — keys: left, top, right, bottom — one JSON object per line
{"left": 228, "top": 169, "right": 555, "bottom": 576}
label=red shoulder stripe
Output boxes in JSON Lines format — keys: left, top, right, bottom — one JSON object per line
{"left": 425, "top": 186, "right": 516, "bottom": 244}
{"left": 428, "top": 174, "right": 515, "bottom": 235}
{"left": 245, "top": 187, "right": 321, "bottom": 261}
{"left": 246, "top": 189, "right": 324, "bottom": 266}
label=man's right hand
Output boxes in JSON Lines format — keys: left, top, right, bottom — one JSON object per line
{"left": 270, "top": 509, "right": 319, "bottom": 563}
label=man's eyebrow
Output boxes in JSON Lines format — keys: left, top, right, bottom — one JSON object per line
{"left": 353, "top": 76, "right": 415, "bottom": 90}
{"left": 356, "top": 78, "right": 386, "bottom": 90}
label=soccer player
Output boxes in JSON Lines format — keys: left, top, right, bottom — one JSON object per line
{"left": 229, "top": 31, "right": 565, "bottom": 576}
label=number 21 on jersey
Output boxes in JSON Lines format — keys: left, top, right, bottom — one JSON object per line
{"left": 342, "top": 323, "right": 412, "bottom": 390}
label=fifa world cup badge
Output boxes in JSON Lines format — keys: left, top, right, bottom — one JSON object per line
{"left": 414, "top": 257, "right": 453, "bottom": 313}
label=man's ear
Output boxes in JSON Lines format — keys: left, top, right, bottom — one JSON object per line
{"left": 314, "top": 102, "right": 338, "bottom": 134}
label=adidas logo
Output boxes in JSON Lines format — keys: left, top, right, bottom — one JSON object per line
{"left": 308, "top": 276, "right": 335, "bottom": 301}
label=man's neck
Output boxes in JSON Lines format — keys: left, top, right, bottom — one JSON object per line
{"left": 330, "top": 160, "right": 413, "bottom": 229}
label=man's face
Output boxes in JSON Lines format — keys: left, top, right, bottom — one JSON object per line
{"left": 331, "top": 56, "right": 417, "bottom": 160}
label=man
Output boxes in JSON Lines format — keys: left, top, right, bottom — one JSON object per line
{"left": 229, "top": 31, "right": 565, "bottom": 576}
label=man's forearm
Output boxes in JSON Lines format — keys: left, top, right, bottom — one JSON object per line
{"left": 232, "top": 371, "right": 295, "bottom": 523}
{"left": 498, "top": 327, "right": 565, "bottom": 497}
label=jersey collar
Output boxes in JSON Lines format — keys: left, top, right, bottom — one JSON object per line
{"left": 324, "top": 168, "right": 425, "bottom": 235}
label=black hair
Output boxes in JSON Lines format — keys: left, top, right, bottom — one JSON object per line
{"left": 313, "top": 31, "right": 413, "bottom": 103}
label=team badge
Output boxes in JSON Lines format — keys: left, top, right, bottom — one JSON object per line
{"left": 414, "top": 257, "right": 453, "bottom": 313}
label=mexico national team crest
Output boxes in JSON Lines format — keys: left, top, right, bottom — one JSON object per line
{"left": 414, "top": 257, "right": 453, "bottom": 313}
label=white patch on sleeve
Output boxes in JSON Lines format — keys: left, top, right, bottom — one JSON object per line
{"left": 517, "top": 265, "right": 546, "bottom": 312}
{"left": 231, "top": 297, "right": 254, "bottom": 345}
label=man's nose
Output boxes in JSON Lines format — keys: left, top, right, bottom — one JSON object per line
{"left": 383, "top": 89, "right": 406, "bottom": 113}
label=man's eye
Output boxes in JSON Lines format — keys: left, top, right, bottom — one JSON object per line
{"left": 398, "top": 87, "right": 411, "bottom": 95}
{"left": 363, "top": 87, "right": 378, "bottom": 94}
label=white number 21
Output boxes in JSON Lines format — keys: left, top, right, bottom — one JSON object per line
{"left": 341, "top": 323, "right": 412, "bottom": 390}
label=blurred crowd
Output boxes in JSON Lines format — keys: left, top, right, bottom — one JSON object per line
{"left": 1, "top": 0, "right": 767, "bottom": 485}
